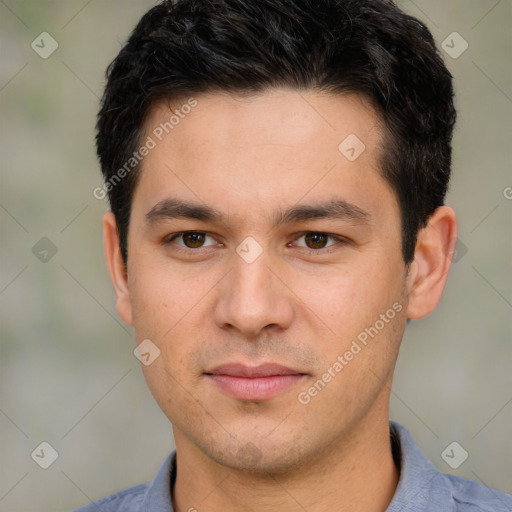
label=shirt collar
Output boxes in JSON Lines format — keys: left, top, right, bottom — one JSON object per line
{"left": 140, "top": 451, "right": 176, "bottom": 511}
{"left": 387, "top": 421, "right": 448, "bottom": 511}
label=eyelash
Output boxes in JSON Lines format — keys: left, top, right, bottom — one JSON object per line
{"left": 163, "top": 231, "right": 349, "bottom": 254}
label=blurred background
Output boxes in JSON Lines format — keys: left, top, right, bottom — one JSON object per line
{"left": 0, "top": 1, "right": 510, "bottom": 510}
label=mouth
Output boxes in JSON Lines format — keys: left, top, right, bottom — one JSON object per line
{"left": 204, "top": 363, "right": 308, "bottom": 401}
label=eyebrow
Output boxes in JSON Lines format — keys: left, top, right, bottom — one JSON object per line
{"left": 145, "top": 198, "right": 371, "bottom": 226}
{"left": 273, "top": 200, "right": 370, "bottom": 225}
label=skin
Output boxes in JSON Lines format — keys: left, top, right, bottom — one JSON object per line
{"left": 104, "top": 88, "right": 457, "bottom": 512}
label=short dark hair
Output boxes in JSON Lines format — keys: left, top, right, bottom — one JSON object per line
{"left": 96, "top": 0, "right": 456, "bottom": 265}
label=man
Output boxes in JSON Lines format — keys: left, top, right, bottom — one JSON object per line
{"left": 77, "top": 0, "right": 512, "bottom": 510}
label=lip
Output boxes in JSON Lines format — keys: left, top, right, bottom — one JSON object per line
{"left": 206, "top": 363, "right": 304, "bottom": 378}
{"left": 205, "top": 363, "right": 307, "bottom": 401}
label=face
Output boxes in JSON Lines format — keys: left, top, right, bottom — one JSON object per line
{"left": 115, "top": 89, "right": 413, "bottom": 473}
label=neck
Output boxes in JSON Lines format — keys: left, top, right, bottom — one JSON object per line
{"left": 172, "top": 405, "right": 399, "bottom": 512}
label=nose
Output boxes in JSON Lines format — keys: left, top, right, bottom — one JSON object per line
{"left": 213, "top": 249, "right": 294, "bottom": 338}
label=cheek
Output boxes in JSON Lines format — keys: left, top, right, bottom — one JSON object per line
{"left": 129, "top": 263, "right": 216, "bottom": 379}
{"left": 296, "top": 262, "right": 401, "bottom": 333}
{"left": 129, "top": 262, "right": 198, "bottom": 332}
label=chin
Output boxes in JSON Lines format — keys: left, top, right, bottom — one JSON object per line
{"left": 193, "top": 428, "right": 312, "bottom": 475}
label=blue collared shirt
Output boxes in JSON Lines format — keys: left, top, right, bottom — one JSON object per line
{"left": 74, "top": 422, "right": 512, "bottom": 511}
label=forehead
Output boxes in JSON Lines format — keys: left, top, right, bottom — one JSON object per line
{"left": 143, "top": 88, "right": 382, "bottom": 154}
{"left": 134, "top": 88, "right": 397, "bottom": 227}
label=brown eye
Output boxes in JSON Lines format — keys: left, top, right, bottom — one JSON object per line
{"left": 165, "top": 231, "right": 220, "bottom": 252}
{"left": 304, "top": 232, "right": 329, "bottom": 249}
{"left": 293, "top": 232, "right": 344, "bottom": 251}
{"left": 181, "top": 232, "right": 206, "bottom": 248}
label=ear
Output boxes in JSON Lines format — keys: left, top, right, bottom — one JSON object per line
{"left": 406, "top": 206, "right": 458, "bottom": 320}
{"left": 103, "top": 212, "right": 133, "bottom": 326}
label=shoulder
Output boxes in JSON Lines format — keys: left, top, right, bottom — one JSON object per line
{"left": 73, "top": 483, "right": 148, "bottom": 512}
{"left": 72, "top": 452, "right": 176, "bottom": 511}
{"left": 440, "top": 472, "right": 512, "bottom": 512}
{"left": 388, "top": 422, "right": 512, "bottom": 512}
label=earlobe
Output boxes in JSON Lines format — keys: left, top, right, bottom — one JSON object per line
{"left": 406, "top": 206, "right": 458, "bottom": 320}
{"left": 103, "top": 212, "right": 133, "bottom": 326}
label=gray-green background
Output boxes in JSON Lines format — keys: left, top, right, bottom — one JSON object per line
{"left": 1, "top": 1, "right": 511, "bottom": 510}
